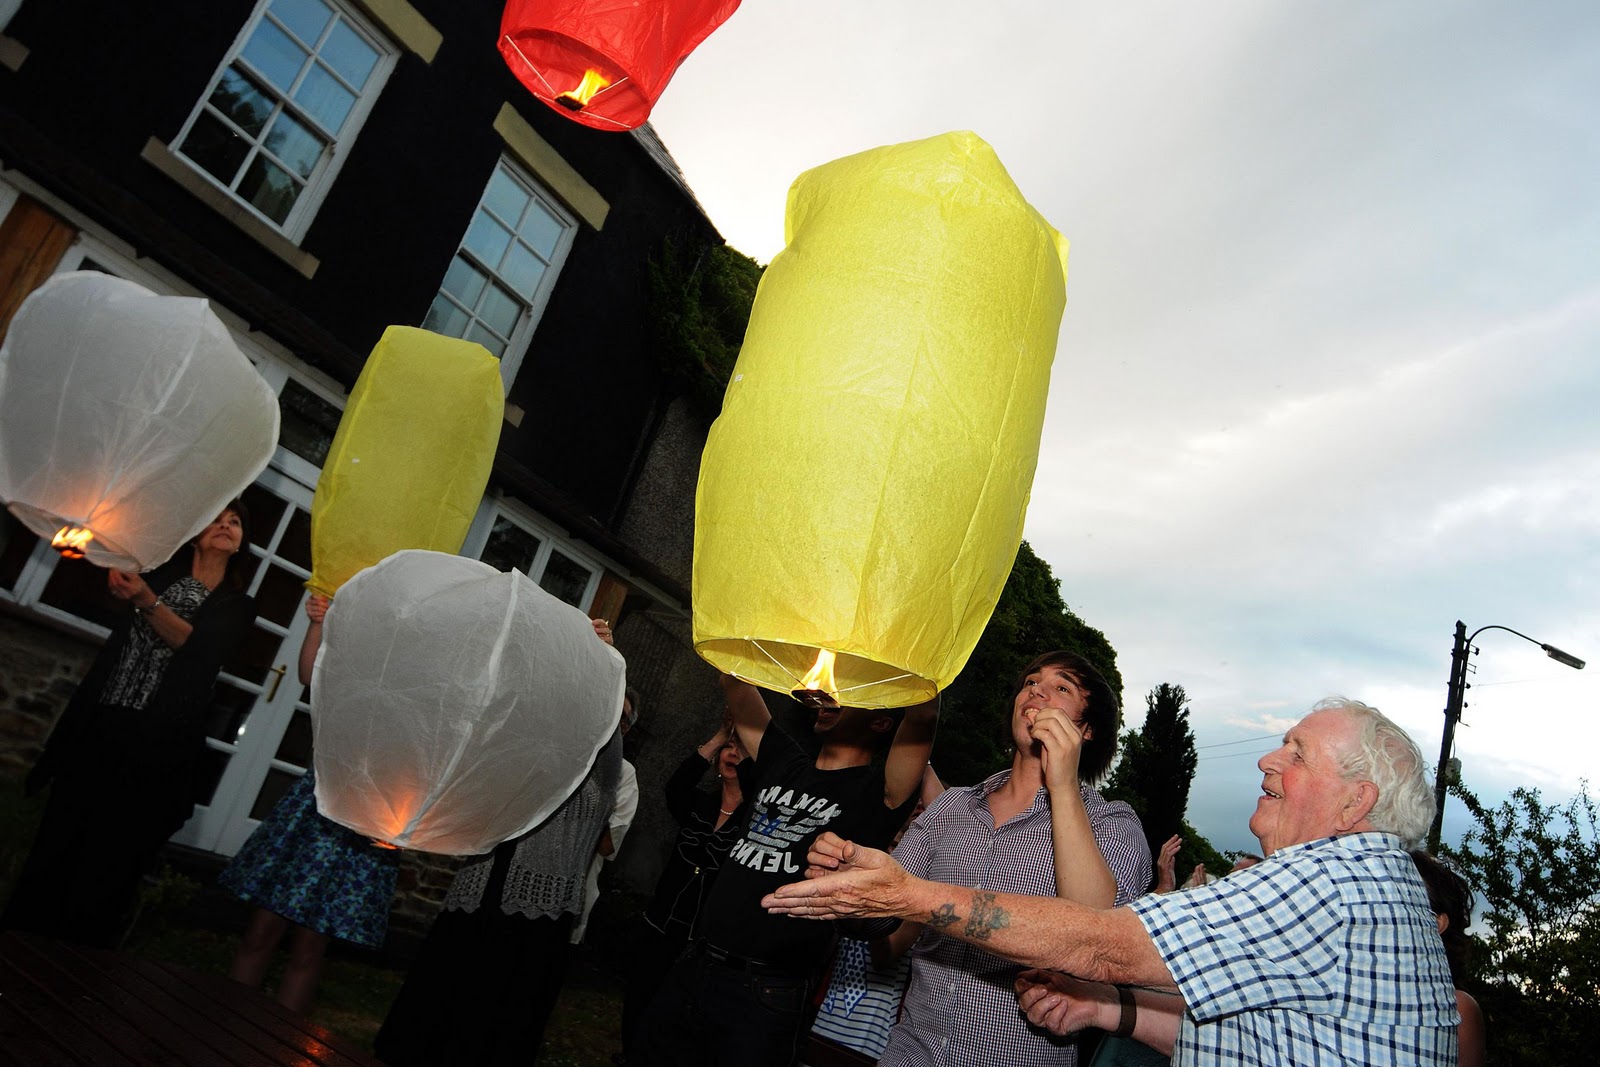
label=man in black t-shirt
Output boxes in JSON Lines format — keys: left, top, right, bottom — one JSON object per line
{"left": 631, "top": 673, "right": 937, "bottom": 1067}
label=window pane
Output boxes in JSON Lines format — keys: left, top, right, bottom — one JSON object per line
{"left": 465, "top": 321, "right": 506, "bottom": 357}
{"left": 226, "top": 623, "right": 286, "bottom": 687}
{"left": 441, "top": 255, "right": 487, "bottom": 307}
{"left": 270, "top": 0, "right": 332, "bottom": 49}
{"left": 182, "top": 111, "right": 252, "bottom": 185}
{"left": 239, "top": 154, "right": 301, "bottom": 223}
{"left": 206, "top": 684, "right": 258, "bottom": 745}
{"left": 517, "top": 202, "right": 565, "bottom": 260}
{"left": 479, "top": 516, "right": 541, "bottom": 575}
{"left": 242, "top": 18, "right": 308, "bottom": 94}
{"left": 295, "top": 62, "right": 356, "bottom": 133}
{"left": 275, "top": 709, "right": 314, "bottom": 767}
{"left": 499, "top": 242, "right": 548, "bottom": 299}
{"left": 321, "top": 19, "right": 379, "bottom": 89}
{"left": 476, "top": 282, "right": 524, "bottom": 337}
{"left": 0, "top": 512, "right": 38, "bottom": 590}
{"left": 211, "top": 66, "right": 275, "bottom": 136}
{"left": 278, "top": 378, "right": 342, "bottom": 467}
{"left": 463, "top": 213, "right": 513, "bottom": 271}
{"left": 539, "top": 549, "right": 594, "bottom": 608}
{"left": 238, "top": 484, "right": 287, "bottom": 549}
{"left": 254, "top": 563, "right": 306, "bottom": 627}
{"left": 251, "top": 768, "right": 301, "bottom": 820}
{"left": 279, "top": 508, "right": 313, "bottom": 571}
{"left": 423, "top": 293, "right": 470, "bottom": 338}
{"left": 263, "top": 111, "right": 326, "bottom": 178}
{"left": 482, "top": 168, "right": 529, "bottom": 226}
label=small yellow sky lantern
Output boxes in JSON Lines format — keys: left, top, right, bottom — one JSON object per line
{"left": 307, "top": 326, "right": 503, "bottom": 597}
{"left": 693, "top": 131, "right": 1069, "bottom": 708}
{"left": 0, "top": 271, "right": 278, "bottom": 571}
{"left": 311, "top": 550, "right": 625, "bottom": 855}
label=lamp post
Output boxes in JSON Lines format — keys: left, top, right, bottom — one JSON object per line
{"left": 1427, "top": 620, "right": 1585, "bottom": 851}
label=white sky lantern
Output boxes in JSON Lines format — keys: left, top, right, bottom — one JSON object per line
{"left": 311, "top": 549, "right": 625, "bottom": 855}
{"left": 694, "top": 131, "right": 1068, "bottom": 708}
{"left": 0, "top": 271, "right": 279, "bottom": 570}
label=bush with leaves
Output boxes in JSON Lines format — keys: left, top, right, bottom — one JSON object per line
{"left": 1102, "top": 683, "right": 1200, "bottom": 858}
{"left": 930, "top": 541, "right": 1120, "bottom": 787}
{"left": 1441, "top": 780, "right": 1600, "bottom": 1065}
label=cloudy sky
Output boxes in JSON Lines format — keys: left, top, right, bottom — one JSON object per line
{"left": 648, "top": 1, "right": 1600, "bottom": 856}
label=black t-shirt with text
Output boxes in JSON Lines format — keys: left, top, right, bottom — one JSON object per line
{"left": 696, "top": 721, "right": 914, "bottom": 966}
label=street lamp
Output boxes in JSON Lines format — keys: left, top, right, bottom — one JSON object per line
{"left": 1427, "top": 620, "right": 1585, "bottom": 851}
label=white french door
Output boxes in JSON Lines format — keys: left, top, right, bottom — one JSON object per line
{"left": 172, "top": 464, "right": 318, "bottom": 856}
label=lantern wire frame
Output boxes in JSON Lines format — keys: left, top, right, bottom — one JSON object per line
{"left": 501, "top": 36, "right": 633, "bottom": 130}
{"left": 747, "top": 638, "right": 916, "bottom": 704}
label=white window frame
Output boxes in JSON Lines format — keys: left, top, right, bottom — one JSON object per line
{"left": 425, "top": 158, "right": 578, "bottom": 391}
{"left": 170, "top": 0, "right": 398, "bottom": 242}
{"left": 461, "top": 496, "right": 603, "bottom": 612}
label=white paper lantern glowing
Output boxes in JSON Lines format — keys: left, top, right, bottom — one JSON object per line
{"left": 311, "top": 550, "right": 625, "bottom": 855}
{"left": 0, "top": 271, "right": 280, "bottom": 571}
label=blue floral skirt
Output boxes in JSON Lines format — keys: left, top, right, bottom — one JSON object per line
{"left": 218, "top": 770, "right": 399, "bottom": 947}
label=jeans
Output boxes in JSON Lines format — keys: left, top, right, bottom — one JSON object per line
{"left": 631, "top": 944, "right": 815, "bottom": 1067}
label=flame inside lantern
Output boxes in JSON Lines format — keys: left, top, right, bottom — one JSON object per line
{"left": 51, "top": 525, "right": 95, "bottom": 559}
{"left": 792, "top": 648, "right": 840, "bottom": 706}
{"left": 556, "top": 69, "right": 612, "bottom": 111}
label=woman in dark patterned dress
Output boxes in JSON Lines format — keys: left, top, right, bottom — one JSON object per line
{"left": 3, "top": 503, "right": 256, "bottom": 948}
{"left": 219, "top": 593, "right": 399, "bottom": 1013}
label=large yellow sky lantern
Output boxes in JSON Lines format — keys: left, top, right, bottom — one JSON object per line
{"left": 0, "top": 272, "right": 278, "bottom": 571}
{"left": 307, "top": 326, "right": 503, "bottom": 597}
{"left": 693, "top": 131, "right": 1069, "bottom": 708}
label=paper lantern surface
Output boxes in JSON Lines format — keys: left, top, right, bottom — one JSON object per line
{"left": 499, "top": 0, "right": 742, "bottom": 131}
{"left": 0, "top": 271, "right": 279, "bottom": 571}
{"left": 312, "top": 550, "right": 625, "bottom": 855}
{"left": 307, "top": 326, "right": 502, "bottom": 596}
{"left": 692, "top": 131, "right": 1068, "bottom": 708}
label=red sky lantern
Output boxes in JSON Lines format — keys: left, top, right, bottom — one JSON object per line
{"left": 499, "top": 0, "right": 742, "bottom": 131}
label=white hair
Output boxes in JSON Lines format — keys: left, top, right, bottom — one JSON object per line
{"left": 1315, "top": 696, "right": 1435, "bottom": 848}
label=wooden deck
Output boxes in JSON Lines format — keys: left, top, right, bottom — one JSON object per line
{"left": 0, "top": 932, "right": 382, "bottom": 1066}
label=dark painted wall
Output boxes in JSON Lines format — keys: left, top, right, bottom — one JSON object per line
{"left": 0, "top": 0, "right": 719, "bottom": 525}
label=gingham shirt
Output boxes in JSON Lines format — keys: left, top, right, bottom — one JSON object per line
{"left": 881, "top": 770, "right": 1151, "bottom": 1067}
{"left": 1129, "top": 832, "right": 1459, "bottom": 1066}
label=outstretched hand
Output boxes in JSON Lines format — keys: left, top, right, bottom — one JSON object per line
{"left": 1014, "top": 969, "right": 1114, "bottom": 1037}
{"left": 760, "top": 833, "right": 910, "bottom": 920}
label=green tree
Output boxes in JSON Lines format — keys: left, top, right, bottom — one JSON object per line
{"left": 647, "top": 238, "right": 763, "bottom": 419}
{"left": 1103, "top": 683, "right": 1200, "bottom": 857}
{"left": 1441, "top": 781, "right": 1600, "bottom": 1065}
{"left": 931, "top": 541, "right": 1121, "bottom": 786}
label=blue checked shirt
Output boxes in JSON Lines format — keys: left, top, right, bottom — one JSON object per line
{"left": 1129, "top": 832, "right": 1459, "bottom": 1066}
{"left": 881, "top": 770, "right": 1151, "bottom": 1067}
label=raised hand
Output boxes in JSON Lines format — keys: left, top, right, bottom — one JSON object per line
{"left": 1029, "top": 706, "right": 1086, "bottom": 795}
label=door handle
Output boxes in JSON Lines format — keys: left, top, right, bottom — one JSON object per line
{"left": 265, "top": 663, "right": 288, "bottom": 701}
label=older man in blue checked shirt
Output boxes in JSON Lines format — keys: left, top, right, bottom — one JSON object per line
{"left": 763, "top": 698, "right": 1459, "bottom": 1066}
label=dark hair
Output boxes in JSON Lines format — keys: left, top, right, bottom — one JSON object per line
{"left": 1409, "top": 849, "right": 1473, "bottom": 986}
{"left": 183, "top": 498, "right": 253, "bottom": 589}
{"left": 1012, "top": 650, "right": 1120, "bottom": 783}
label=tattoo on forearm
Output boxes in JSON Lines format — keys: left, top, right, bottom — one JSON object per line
{"left": 964, "top": 892, "right": 1010, "bottom": 941}
{"left": 925, "top": 903, "right": 960, "bottom": 931}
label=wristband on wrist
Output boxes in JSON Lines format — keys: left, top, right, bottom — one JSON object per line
{"left": 1114, "top": 985, "right": 1137, "bottom": 1038}
{"left": 137, "top": 601, "right": 158, "bottom": 615}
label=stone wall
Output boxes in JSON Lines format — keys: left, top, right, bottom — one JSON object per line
{"left": 0, "top": 610, "right": 99, "bottom": 778}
